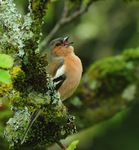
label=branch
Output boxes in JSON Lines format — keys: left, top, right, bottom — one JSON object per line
{"left": 39, "top": 0, "right": 95, "bottom": 51}
{"left": 1, "top": 0, "right": 76, "bottom": 149}
{"left": 63, "top": 0, "right": 94, "bottom": 23}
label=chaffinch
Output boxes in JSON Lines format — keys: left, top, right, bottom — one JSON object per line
{"left": 21, "top": 37, "right": 82, "bottom": 144}
{"left": 49, "top": 36, "right": 83, "bottom": 100}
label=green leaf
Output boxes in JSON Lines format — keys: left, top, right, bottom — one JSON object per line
{"left": 0, "top": 54, "right": 13, "bottom": 69}
{"left": 0, "top": 69, "right": 12, "bottom": 84}
{"left": 67, "top": 140, "right": 79, "bottom": 150}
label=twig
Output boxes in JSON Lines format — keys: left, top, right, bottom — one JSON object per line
{"left": 39, "top": 0, "right": 94, "bottom": 51}
{"left": 56, "top": 141, "right": 67, "bottom": 150}
{"left": 63, "top": 0, "right": 94, "bottom": 24}
{"left": 39, "top": 1, "right": 69, "bottom": 50}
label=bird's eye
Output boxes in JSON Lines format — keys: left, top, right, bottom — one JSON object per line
{"left": 55, "top": 42, "right": 61, "bottom": 46}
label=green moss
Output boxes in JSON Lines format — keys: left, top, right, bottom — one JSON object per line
{"left": 0, "top": 83, "right": 12, "bottom": 97}
{"left": 22, "top": 115, "right": 76, "bottom": 147}
{"left": 123, "top": 47, "right": 139, "bottom": 59}
{"left": 10, "top": 66, "right": 25, "bottom": 79}
{"left": 83, "top": 50, "right": 138, "bottom": 98}
{"left": 22, "top": 53, "right": 48, "bottom": 93}
{"left": 2, "top": 0, "right": 76, "bottom": 149}
{"left": 31, "top": 0, "right": 48, "bottom": 17}
{"left": 6, "top": 65, "right": 76, "bottom": 148}
{"left": 87, "top": 56, "right": 125, "bottom": 79}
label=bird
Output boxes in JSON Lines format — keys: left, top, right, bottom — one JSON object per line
{"left": 21, "top": 37, "right": 83, "bottom": 144}
{"left": 48, "top": 36, "right": 83, "bottom": 100}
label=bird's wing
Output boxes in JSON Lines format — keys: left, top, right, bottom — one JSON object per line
{"left": 48, "top": 57, "right": 66, "bottom": 90}
{"left": 21, "top": 109, "right": 41, "bottom": 145}
{"left": 53, "top": 72, "right": 66, "bottom": 90}
{"left": 48, "top": 57, "right": 64, "bottom": 76}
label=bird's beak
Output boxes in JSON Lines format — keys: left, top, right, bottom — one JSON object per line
{"left": 63, "top": 36, "right": 69, "bottom": 43}
{"left": 63, "top": 36, "right": 73, "bottom": 47}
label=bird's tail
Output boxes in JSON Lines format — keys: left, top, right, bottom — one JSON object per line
{"left": 21, "top": 109, "right": 41, "bottom": 145}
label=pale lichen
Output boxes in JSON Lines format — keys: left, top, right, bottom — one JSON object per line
{"left": 4, "top": 108, "right": 30, "bottom": 148}
{"left": 1, "top": 0, "right": 76, "bottom": 148}
{"left": 0, "top": 0, "right": 33, "bottom": 56}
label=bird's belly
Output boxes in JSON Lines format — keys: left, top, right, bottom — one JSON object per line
{"left": 59, "top": 71, "right": 82, "bottom": 100}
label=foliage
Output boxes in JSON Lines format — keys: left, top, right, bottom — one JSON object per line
{"left": 67, "top": 140, "right": 79, "bottom": 150}
{"left": 0, "top": 54, "right": 13, "bottom": 69}
{"left": 0, "top": 54, "right": 13, "bottom": 85}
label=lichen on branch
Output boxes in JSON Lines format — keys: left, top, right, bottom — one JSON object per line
{"left": 5, "top": 73, "right": 76, "bottom": 148}
{"left": 0, "top": 0, "right": 76, "bottom": 149}
{"left": 0, "top": 0, "right": 33, "bottom": 56}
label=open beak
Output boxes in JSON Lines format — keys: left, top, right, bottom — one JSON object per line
{"left": 63, "top": 36, "right": 73, "bottom": 47}
{"left": 63, "top": 36, "right": 69, "bottom": 42}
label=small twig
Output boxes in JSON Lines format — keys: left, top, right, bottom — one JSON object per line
{"left": 39, "top": 1, "right": 69, "bottom": 50}
{"left": 39, "top": 0, "right": 94, "bottom": 51}
{"left": 63, "top": 0, "right": 94, "bottom": 24}
{"left": 56, "top": 141, "right": 67, "bottom": 150}
{"left": 0, "top": 103, "right": 4, "bottom": 110}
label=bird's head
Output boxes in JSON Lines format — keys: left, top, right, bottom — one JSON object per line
{"left": 50, "top": 37, "right": 74, "bottom": 57}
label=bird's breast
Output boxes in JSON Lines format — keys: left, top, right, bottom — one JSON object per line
{"left": 65, "top": 54, "right": 82, "bottom": 83}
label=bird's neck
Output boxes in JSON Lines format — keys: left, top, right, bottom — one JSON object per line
{"left": 52, "top": 51, "right": 75, "bottom": 58}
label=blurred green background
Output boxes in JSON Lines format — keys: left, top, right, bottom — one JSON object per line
{"left": 1, "top": 0, "right": 139, "bottom": 149}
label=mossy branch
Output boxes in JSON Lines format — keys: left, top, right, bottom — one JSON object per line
{"left": 0, "top": 0, "right": 76, "bottom": 149}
